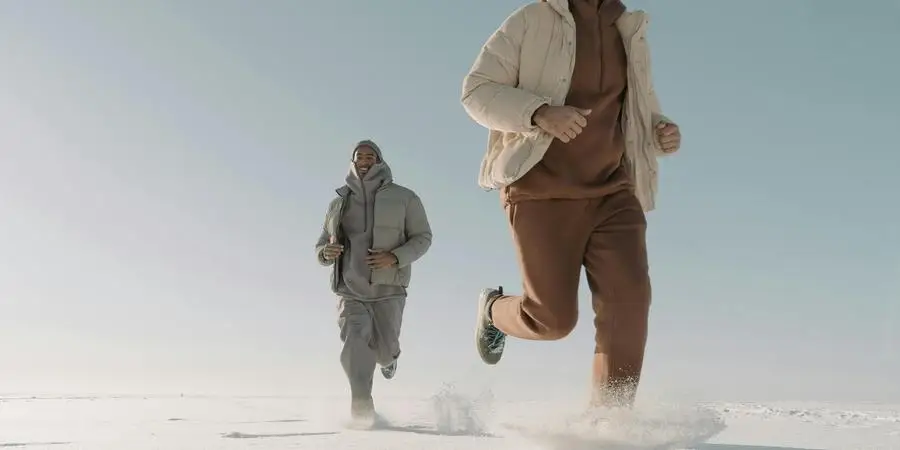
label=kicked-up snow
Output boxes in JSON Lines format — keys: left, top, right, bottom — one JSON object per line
{"left": 1, "top": 388, "right": 898, "bottom": 449}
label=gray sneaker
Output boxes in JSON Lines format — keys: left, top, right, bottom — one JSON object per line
{"left": 380, "top": 360, "right": 397, "bottom": 380}
{"left": 475, "top": 286, "right": 507, "bottom": 365}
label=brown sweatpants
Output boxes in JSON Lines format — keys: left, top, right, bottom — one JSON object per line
{"left": 491, "top": 188, "right": 651, "bottom": 406}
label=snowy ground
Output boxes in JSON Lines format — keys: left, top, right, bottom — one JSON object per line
{"left": 1, "top": 389, "right": 898, "bottom": 449}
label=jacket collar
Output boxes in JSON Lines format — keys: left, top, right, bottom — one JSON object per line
{"left": 335, "top": 182, "right": 391, "bottom": 198}
{"left": 543, "top": 0, "right": 645, "bottom": 37}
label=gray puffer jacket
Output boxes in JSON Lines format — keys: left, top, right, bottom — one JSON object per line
{"left": 315, "top": 140, "right": 432, "bottom": 301}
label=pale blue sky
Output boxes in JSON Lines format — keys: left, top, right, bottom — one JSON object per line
{"left": 1, "top": 0, "right": 898, "bottom": 402}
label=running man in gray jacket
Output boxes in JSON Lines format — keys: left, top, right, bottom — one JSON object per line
{"left": 315, "top": 139, "right": 433, "bottom": 423}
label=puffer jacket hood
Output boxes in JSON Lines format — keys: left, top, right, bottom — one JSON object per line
{"left": 352, "top": 139, "right": 384, "bottom": 163}
{"left": 345, "top": 139, "right": 393, "bottom": 190}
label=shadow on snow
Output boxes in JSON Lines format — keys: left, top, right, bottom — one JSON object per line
{"left": 222, "top": 431, "right": 337, "bottom": 439}
{"left": 0, "top": 444, "right": 71, "bottom": 448}
{"left": 696, "top": 445, "right": 822, "bottom": 450}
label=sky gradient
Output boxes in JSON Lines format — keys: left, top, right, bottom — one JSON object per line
{"left": 1, "top": 0, "right": 898, "bottom": 403}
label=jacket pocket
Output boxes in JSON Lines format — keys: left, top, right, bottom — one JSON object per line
{"left": 371, "top": 266, "right": 409, "bottom": 287}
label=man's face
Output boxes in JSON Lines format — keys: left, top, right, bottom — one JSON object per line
{"left": 353, "top": 146, "right": 378, "bottom": 177}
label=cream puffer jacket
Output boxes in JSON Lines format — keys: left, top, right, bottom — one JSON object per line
{"left": 460, "top": 0, "right": 677, "bottom": 212}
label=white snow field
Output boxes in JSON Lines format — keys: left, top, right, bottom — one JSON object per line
{"left": 1, "top": 387, "right": 898, "bottom": 449}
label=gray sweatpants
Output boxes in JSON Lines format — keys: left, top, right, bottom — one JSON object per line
{"left": 337, "top": 296, "right": 405, "bottom": 400}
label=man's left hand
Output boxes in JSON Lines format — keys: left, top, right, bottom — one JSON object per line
{"left": 656, "top": 122, "right": 681, "bottom": 154}
{"left": 367, "top": 249, "right": 398, "bottom": 269}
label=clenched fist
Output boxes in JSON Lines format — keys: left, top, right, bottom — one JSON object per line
{"left": 656, "top": 122, "right": 681, "bottom": 154}
{"left": 322, "top": 236, "right": 344, "bottom": 261}
{"left": 532, "top": 104, "right": 592, "bottom": 143}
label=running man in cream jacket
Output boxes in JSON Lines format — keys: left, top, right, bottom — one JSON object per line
{"left": 460, "top": 0, "right": 681, "bottom": 407}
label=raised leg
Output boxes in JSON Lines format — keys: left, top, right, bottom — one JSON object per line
{"left": 370, "top": 296, "right": 405, "bottom": 379}
{"left": 475, "top": 199, "right": 595, "bottom": 364}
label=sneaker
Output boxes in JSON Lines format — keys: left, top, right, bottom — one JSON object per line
{"left": 380, "top": 360, "right": 397, "bottom": 380}
{"left": 475, "top": 286, "right": 507, "bottom": 365}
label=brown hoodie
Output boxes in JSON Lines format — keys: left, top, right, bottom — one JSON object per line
{"left": 503, "top": 0, "right": 630, "bottom": 203}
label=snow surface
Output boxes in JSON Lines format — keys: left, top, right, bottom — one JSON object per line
{"left": 1, "top": 387, "right": 898, "bottom": 449}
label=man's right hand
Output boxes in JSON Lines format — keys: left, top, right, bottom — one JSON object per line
{"left": 532, "top": 105, "right": 592, "bottom": 143}
{"left": 322, "top": 243, "right": 344, "bottom": 261}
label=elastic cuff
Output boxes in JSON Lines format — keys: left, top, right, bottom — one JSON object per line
{"left": 522, "top": 97, "right": 552, "bottom": 131}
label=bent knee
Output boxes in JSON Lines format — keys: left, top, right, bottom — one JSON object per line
{"left": 520, "top": 297, "right": 579, "bottom": 340}
{"left": 542, "top": 318, "right": 577, "bottom": 340}
{"left": 528, "top": 312, "right": 578, "bottom": 340}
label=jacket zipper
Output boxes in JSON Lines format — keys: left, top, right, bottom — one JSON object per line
{"left": 366, "top": 182, "right": 393, "bottom": 284}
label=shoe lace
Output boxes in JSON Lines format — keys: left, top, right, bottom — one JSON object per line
{"left": 484, "top": 325, "right": 505, "bottom": 354}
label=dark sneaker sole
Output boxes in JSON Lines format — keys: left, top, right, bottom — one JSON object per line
{"left": 475, "top": 287, "right": 506, "bottom": 365}
{"left": 381, "top": 361, "right": 397, "bottom": 380}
